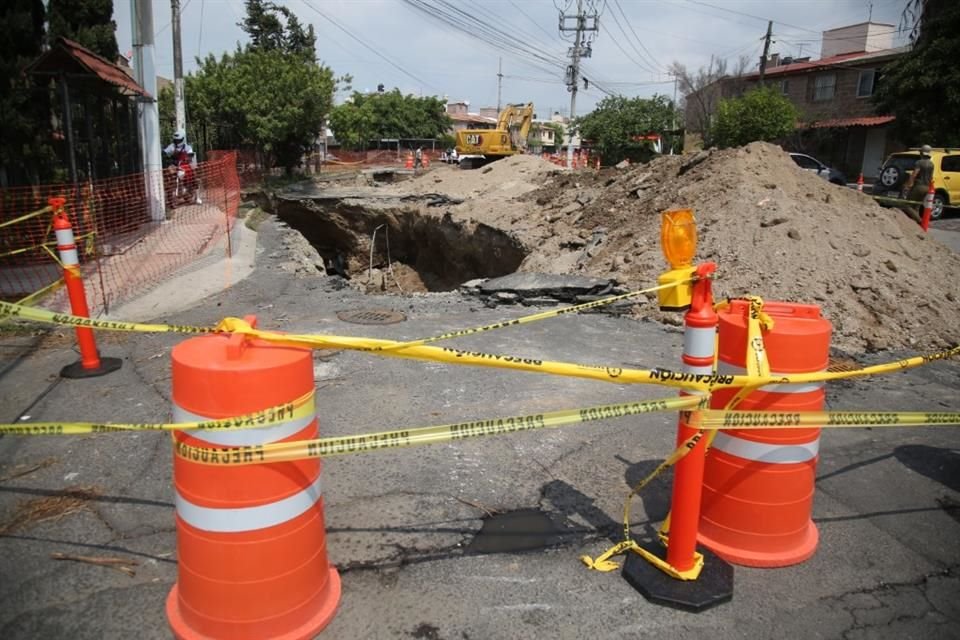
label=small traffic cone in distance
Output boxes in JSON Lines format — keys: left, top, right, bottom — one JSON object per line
{"left": 920, "top": 179, "right": 935, "bottom": 232}
{"left": 856, "top": 173, "right": 864, "bottom": 192}
{"left": 405, "top": 153, "right": 413, "bottom": 169}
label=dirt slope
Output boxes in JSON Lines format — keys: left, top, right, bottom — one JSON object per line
{"left": 424, "top": 144, "right": 960, "bottom": 353}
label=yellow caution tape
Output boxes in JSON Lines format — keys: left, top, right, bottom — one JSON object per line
{"left": 0, "top": 279, "right": 67, "bottom": 320}
{"left": 701, "top": 410, "right": 960, "bottom": 428}
{"left": 0, "top": 300, "right": 214, "bottom": 335}
{"left": 0, "top": 392, "right": 315, "bottom": 435}
{"left": 0, "top": 231, "right": 95, "bottom": 260}
{"left": 172, "top": 395, "right": 704, "bottom": 466}
{"left": 0, "top": 205, "right": 53, "bottom": 229}
{"left": 2, "top": 301, "right": 958, "bottom": 393}
{"left": 581, "top": 426, "right": 706, "bottom": 579}
{"left": 378, "top": 280, "right": 688, "bottom": 351}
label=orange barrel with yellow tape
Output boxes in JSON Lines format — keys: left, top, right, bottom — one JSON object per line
{"left": 166, "top": 316, "right": 340, "bottom": 639}
{"left": 698, "top": 300, "right": 831, "bottom": 567}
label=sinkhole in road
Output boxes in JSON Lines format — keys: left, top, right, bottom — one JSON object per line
{"left": 271, "top": 195, "right": 528, "bottom": 292}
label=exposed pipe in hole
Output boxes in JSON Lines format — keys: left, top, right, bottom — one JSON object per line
{"left": 268, "top": 194, "right": 528, "bottom": 293}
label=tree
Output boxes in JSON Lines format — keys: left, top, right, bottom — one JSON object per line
{"left": 711, "top": 86, "right": 797, "bottom": 148}
{"left": 0, "top": 0, "right": 57, "bottom": 186}
{"left": 241, "top": 0, "right": 316, "bottom": 61}
{"left": 181, "top": 48, "right": 334, "bottom": 171}
{"left": 873, "top": 0, "right": 960, "bottom": 146}
{"left": 47, "top": 0, "right": 119, "bottom": 60}
{"left": 329, "top": 90, "right": 451, "bottom": 150}
{"left": 574, "top": 94, "right": 676, "bottom": 164}
{"left": 160, "top": 2, "right": 334, "bottom": 171}
{"left": 670, "top": 55, "right": 752, "bottom": 147}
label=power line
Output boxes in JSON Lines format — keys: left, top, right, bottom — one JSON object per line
{"left": 683, "top": 0, "right": 821, "bottom": 34}
{"left": 300, "top": 0, "right": 441, "bottom": 93}
{"left": 509, "top": 0, "right": 560, "bottom": 43}
{"left": 610, "top": 0, "right": 664, "bottom": 73}
{"left": 600, "top": 12, "right": 660, "bottom": 74}
{"left": 400, "top": 0, "right": 568, "bottom": 77}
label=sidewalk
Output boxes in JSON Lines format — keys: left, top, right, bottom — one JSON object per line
{"left": 1, "top": 218, "right": 958, "bottom": 639}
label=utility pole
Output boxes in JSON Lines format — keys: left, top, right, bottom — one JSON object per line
{"left": 671, "top": 74, "right": 678, "bottom": 155}
{"left": 496, "top": 57, "right": 503, "bottom": 112}
{"left": 131, "top": 0, "right": 165, "bottom": 221}
{"left": 171, "top": 0, "right": 186, "bottom": 134}
{"left": 559, "top": 0, "right": 598, "bottom": 169}
{"left": 758, "top": 20, "right": 773, "bottom": 84}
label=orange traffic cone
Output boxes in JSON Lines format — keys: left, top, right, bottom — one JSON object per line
{"left": 700, "top": 300, "right": 831, "bottom": 567}
{"left": 405, "top": 153, "right": 414, "bottom": 169}
{"left": 49, "top": 197, "right": 122, "bottom": 379}
{"left": 920, "top": 179, "right": 935, "bottom": 231}
{"left": 166, "top": 316, "right": 340, "bottom": 639}
{"left": 856, "top": 173, "right": 864, "bottom": 192}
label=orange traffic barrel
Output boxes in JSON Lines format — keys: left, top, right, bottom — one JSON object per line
{"left": 698, "top": 300, "right": 831, "bottom": 567}
{"left": 166, "top": 317, "right": 340, "bottom": 639}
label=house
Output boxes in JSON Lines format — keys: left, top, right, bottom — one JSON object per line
{"left": 528, "top": 121, "right": 558, "bottom": 154}
{"left": 684, "top": 22, "right": 907, "bottom": 179}
{"left": 445, "top": 101, "right": 498, "bottom": 133}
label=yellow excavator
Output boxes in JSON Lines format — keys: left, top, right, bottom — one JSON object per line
{"left": 455, "top": 102, "right": 534, "bottom": 169}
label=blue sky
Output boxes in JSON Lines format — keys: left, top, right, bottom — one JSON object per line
{"left": 113, "top": 0, "right": 910, "bottom": 118}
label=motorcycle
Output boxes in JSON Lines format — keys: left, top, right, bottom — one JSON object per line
{"left": 165, "top": 153, "right": 201, "bottom": 209}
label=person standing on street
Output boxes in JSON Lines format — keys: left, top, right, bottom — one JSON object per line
{"left": 901, "top": 144, "right": 935, "bottom": 224}
{"left": 414, "top": 146, "right": 423, "bottom": 170}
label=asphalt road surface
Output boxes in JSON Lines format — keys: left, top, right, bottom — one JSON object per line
{"left": 1, "top": 219, "right": 958, "bottom": 640}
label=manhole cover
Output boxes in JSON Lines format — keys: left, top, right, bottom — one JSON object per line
{"left": 336, "top": 309, "right": 406, "bottom": 325}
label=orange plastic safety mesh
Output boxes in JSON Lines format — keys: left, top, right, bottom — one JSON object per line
{"left": 0, "top": 152, "right": 240, "bottom": 315}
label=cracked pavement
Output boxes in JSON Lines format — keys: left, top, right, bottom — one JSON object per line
{"left": 1, "top": 218, "right": 958, "bottom": 639}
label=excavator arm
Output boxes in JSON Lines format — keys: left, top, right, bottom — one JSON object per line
{"left": 455, "top": 102, "right": 535, "bottom": 168}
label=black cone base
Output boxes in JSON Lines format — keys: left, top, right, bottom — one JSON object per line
{"left": 622, "top": 542, "right": 734, "bottom": 612}
{"left": 61, "top": 356, "right": 123, "bottom": 379}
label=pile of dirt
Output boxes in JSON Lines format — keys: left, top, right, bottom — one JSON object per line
{"left": 282, "top": 144, "right": 959, "bottom": 353}
{"left": 394, "top": 154, "right": 561, "bottom": 201}
{"left": 510, "top": 142, "right": 960, "bottom": 353}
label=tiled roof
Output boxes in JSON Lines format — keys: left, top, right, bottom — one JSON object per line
{"left": 26, "top": 37, "right": 150, "bottom": 98}
{"left": 746, "top": 46, "right": 908, "bottom": 79}
{"left": 449, "top": 113, "right": 497, "bottom": 125}
{"left": 805, "top": 115, "right": 896, "bottom": 129}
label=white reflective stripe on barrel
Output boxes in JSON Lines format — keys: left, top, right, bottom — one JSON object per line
{"left": 683, "top": 326, "right": 716, "bottom": 359}
{"left": 54, "top": 228, "right": 75, "bottom": 246}
{"left": 173, "top": 401, "right": 316, "bottom": 446}
{"left": 176, "top": 473, "right": 323, "bottom": 533}
{"left": 718, "top": 362, "right": 824, "bottom": 394}
{"left": 57, "top": 248, "right": 79, "bottom": 266}
{"left": 712, "top": 432, "right": 820, "bottom": 463}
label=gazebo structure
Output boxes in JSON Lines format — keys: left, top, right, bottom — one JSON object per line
{"left": 25, "top": 37, "right": 150, "bottom": 184}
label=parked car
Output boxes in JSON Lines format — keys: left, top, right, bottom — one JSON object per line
{"left": 873, "top": 148, "right": 960, "bottom": 220}
{"left": 789, "top": 152, "right": 847, "bottom": 185}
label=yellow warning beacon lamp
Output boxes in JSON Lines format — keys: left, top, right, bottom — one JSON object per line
{"left": 657, "top": 208, "right": 698, "bottom": 311}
